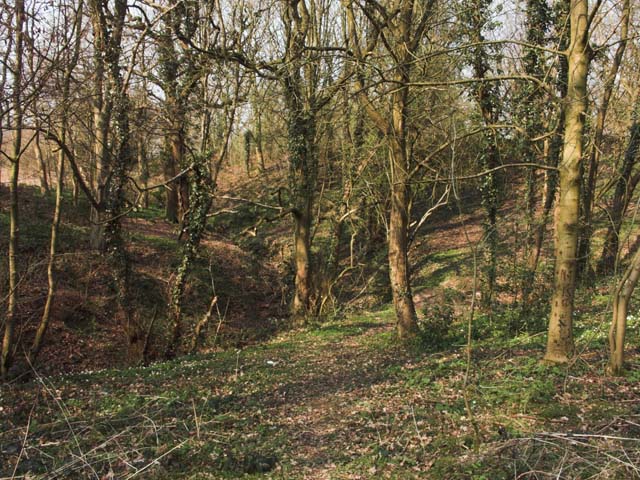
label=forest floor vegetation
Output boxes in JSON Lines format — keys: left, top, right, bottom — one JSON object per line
{"left": 3, "top": 181, "right": 640, "bottom": 478}
{"left": 3, "top": 306, "right": 640, "bottom": 478}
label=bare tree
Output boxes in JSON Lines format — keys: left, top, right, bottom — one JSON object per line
{"left": 544, "top": 0, "right": 596, "bottom": 364}
{"left": 1, "top": 0, "right": 25, "bottom": 378}
{"left": 342, "top": 0, "right": 438, "bottom": 338}
{"left": 577, "top": 0, "right": 630, "bottom": 282}
{"left": 29, "top": 0, "right": 84, "bottom": 364}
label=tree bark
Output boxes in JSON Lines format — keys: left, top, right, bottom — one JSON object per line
{"left": 341, "top": 0, "right": 431, "bottom": 338}
{"left": 597, "top": 89, "right": 640, "bottom": 275}
{"left": 164, "top": 148, "right": 179, "bottom": 223}
{"left": 389, "top": 138, "right": 419, "bottom": 338}
{"left": 30, "top": 1, "right": 83, "bottom": 364}
{"left": 138, "top": 138, "right": 149, "bottom": 208}
{"left": 35, "top": 132, "right": 49, "bottom": 194}
{"left": 87, "top": 0, "right": 112, "bottom": 251}
{"left": 30, "top": 140, "right": 65, "bottom": 363}
{"left": 577, "top": 0, "right": 629, "bottom": 282}
{"left": 255, "top": 113, "right": 265, "bottom": 171}
{"left": 609, "top": 246, "right": 640, "bottom": 374}
{"left": 292, "top": 199, "right": 313, "bottom": 323}
{"left": 468, "top": 0, "right": 501, "bottom": 308}
{"left": 1, "top": 0, "right": 25, "bottom": 378}
{"left": 286, "top": 105, "right": 317, "bottom": 323}
{"left": 167, "top": 158, "right": 213, "bottom": 357}
{"left": 544, "top": 0, "right": 591, "bottom": 363}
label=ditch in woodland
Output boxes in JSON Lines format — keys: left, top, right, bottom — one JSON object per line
{"left": 2, "top": 184, "right": 640, "bottom": 479}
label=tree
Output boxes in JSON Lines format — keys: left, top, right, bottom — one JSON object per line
{"left": 155, "top": 2, "right": 200, "bottom": 224}
{"left": 517, "top": 0, "right": 561, "bottom": 324}
{"left": 86, "top": 0, "right": 144, "bottom": 359}
{"left": 29, "top": 0, "right": 84, "bottom": 364}
{"left": 577, "top": 0, "right": 630, "bottom": 282}
{"left": 609, "top": 244, "right": 640, "bottom": 375}
{"left": 463, "top": 0, "right": 502, "bottom": 308}
{"left": 597, "top": 86, "right": 640, "bottom": 275}
{"left": 1, "top": 0, "right": 25, "bottom": 378}
{"left": 544, "top": 0, "right": 594, "bottom": 364}
{"left": 343, "top": 0, "right": 438, "bottom": 338}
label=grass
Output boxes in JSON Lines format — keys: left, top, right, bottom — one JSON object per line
{"left": 3, "top": 307, "right": 640, "bottom": 479}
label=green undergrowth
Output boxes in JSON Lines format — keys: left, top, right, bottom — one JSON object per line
{"left": 3, "top": 307, "right": 640, "bottom": 479}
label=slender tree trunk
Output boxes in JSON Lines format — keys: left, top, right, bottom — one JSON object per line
{"left": 342, "top": 0, "right": 423, "bottom": 338}
{"left": 30, "top": 141, "right": 65, "bottom": 363}
{"left": 469, "top": 0, "right": 501, "bottom": 309}
{"left": 598, "top": 89, "right": 640, "bottom": 275}
{"left": 1, "top": 0, "right": 25, "bottom": 378}
{"left": 528, "top": 159, "right": 558, "bottom": 272}
{"left": 577, "top": 0, "right": 629, "bottom": 281}
{"left": 292, "top": 198, "right": 313, "bottom": 323}
{"left": 164, "top": 146, "right": 179, "bottom": 223}
{"left": 138, "top": 139, "right": 149, "bottom": 208}
{"left": 167, "top": 156, "right": 213, "bottom": 357}
{"left": 30, "top": 2, "right": 83, "bottom": 363}
{"left": 163, "top": 112, "right": 188, "bottom": 225}
{"left": 519, "top": 0, "right": 554, "bottom": 307}
{"left": 255, "top": 113, "right": 265, "bottom": 171}
{"left": 609, "top": 246, "right": 640, "bottom": 374}
{"left": 388, "top": 137, "right": 418, "bottom": 338}
{"left": 89, "top": 106, "right": 110, "bottom": 250}
{"left": 88, "top": 14, "right": 109, "bottom": 250}
{"left": 164, "top": 125, "right": 189, "bottom": 225}
{"left": 35, "top": 132, "right": 49, "bottom": 194}
{"left": 526, "top": 0, "right": 568, "bottom": 275}
{"left": 244, "top": 130, "right": 252, "bottom": 175}
{"left": 175, "top": 124, "right": 189, "bottom": 222}
{"left": 71, "top": 167, "right": 79, "bottom": 206}
{"left": 544, "top": 0, "right": 591, "bottom": 363}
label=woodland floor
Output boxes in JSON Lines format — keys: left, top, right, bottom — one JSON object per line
{"left": 3, "top": 179, "right": 640, "bottom": 478}
{"left": 3, "top": 308, "right": 640, "bottom": 479}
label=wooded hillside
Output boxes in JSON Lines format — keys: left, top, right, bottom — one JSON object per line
{"left": 2, "top": 0, "right": 640, "bottom": 478}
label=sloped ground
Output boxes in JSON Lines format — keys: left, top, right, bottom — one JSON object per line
{"left": 0, "top": 187, "right": 286, "bottom": 375}
{"left": 2, "top": 308, "right": 640, "bottom": 479}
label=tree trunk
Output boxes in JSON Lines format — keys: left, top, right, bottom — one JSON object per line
{"left": 30, "top": 2, "right": 83, "bottom": 364}
{"left": 138, "top": 139, "right": 149, "bottom": 208}
{"left": 577, "top": 0, "right": 629, "bottom": 281}
{"left": 528, "top": 162, "right": 558, "bottom": 272}
{"left": 388, "top": 139, "right": 418, "bottom": 338}
{"left": 30, "top": 140, "right": 65, "bottom": 363}
{"left": 164, "top": 149, "right": 179, "bottom": 223}
{"left": 526, "top": 1, "right": 568, "bottom": 275}
{"left": 1, "top": 0, "right": 25, "bottom": 378}
{"left": 167, "top": 156, "right": 213, "bottom": 357}
{"left": 286, "top": 104, "right": 317, "bottom": 324}
{"left": 609, "top": 246, "right": 640, "bottom": 374}
{"left": 88, "top": 16, "right": 110, "bottom": 251}
{"left": 71, "top": 172, "right": 79, "bottom": 206}
{"left": 469, "top": 0, "right": 502, "bottom": 309}
{"left": 35, "top": 132, "right": 49, "bottom": 194}
{"left": 292, "top": 199, "right": 313, "bottom": 323}
{"left": 255, "top": 113, "right": 265, "bottom": 171}
{"left": 544, "top": 0, "right": 590, "bottom": 363}
{"left": 244, "top": 129, "right": 252, "bottom": 175}
{"left": 597, "top": 89, "right": 640, "bottom": 275}
{"left": 342, "top": 0, "right": 422, "bottom": 338}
